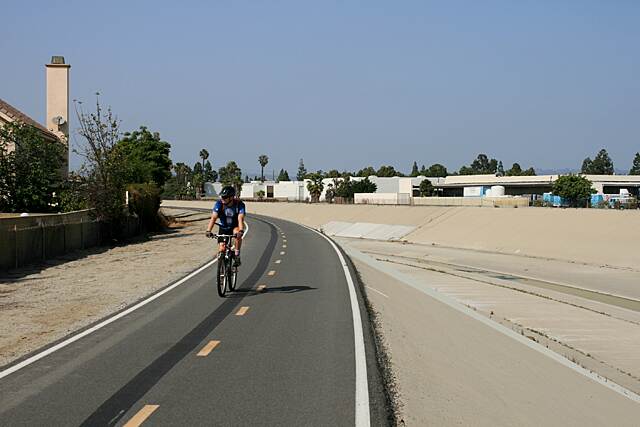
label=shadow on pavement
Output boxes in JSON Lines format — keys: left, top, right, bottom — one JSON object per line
{"left": 230, "top": 285, "right": 317, "bottom": 297}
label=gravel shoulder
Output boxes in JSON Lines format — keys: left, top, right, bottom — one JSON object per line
{"left": 0, "top": 208, "right": 212, "bottom": 368}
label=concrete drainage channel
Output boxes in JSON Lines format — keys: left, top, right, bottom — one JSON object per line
{"left": 363, "top": 250, "right": 640, "bottom": 315}
{"left": 362, "top": 250, "right": 640, "bottom": 398}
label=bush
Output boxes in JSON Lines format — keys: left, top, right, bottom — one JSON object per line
{"left": 127, "top": 183, "right": 162, "bottom": 231}
{"left": 552, "top": 175, "right": 595, "bottom": 208}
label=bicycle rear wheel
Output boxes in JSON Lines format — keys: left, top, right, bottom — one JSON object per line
{"left": 217, "top": 254, "right": 227, "bottom": 297}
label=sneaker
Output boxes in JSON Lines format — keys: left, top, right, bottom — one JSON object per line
{"left": 234, "top": 256, "right": 242, "bottom": 267}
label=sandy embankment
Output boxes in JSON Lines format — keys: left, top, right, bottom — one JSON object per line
{"left": 0, "top": 209, "right": 213, "bottom": 368}
{"left": 163, "top": 200, "right": 640, "bottom": 271}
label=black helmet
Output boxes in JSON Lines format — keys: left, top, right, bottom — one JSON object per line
{"left": 220, "top": 186, "right": 236, "bottom": 198}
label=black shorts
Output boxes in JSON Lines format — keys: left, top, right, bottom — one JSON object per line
{"left": 217, "top": 228, "right": 234, "bottom": 243}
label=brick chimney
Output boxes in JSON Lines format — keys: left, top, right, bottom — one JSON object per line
{"left": 46, "top": 55, "right": 70, "bottom": 174}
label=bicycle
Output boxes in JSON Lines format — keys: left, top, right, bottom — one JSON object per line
{"left": 208, "top": 232, "right": 239, "bottom": 297}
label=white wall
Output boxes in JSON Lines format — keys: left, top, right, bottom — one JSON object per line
{"left": 274, "top": 181, "right": 308, "bottom": 201}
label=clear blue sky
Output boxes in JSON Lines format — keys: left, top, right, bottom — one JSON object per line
{"left": 2, "top": 1, "right": 639, "bottom": 176}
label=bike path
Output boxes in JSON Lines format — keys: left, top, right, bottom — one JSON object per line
{"left": 0, "top": 215, "right": 386, "bottom": 425}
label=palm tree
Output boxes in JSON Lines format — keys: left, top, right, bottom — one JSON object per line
{"left": 258, "top": 154, "right": 269, "bottom": 182}
{"left": 306, "top": 173, "right": 325, "bottom": 203}
{"left": 198, "top": 149, "right": 209, "bottom": 197}
{"left": 199, "top": 149, "right": 209, "bottom": 171}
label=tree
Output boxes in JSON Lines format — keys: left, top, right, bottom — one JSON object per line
{"left": 552, "top": 175, "right": 595, "bottom": 207}
{"left": 419, "top": 179, "right": 435, "bottom": 197}
{"left": 193, "top": 161, "right": 203, "bottom": 175}
{"left": 297, "top": 158, "right": 307, "bottom": 181}
{"left": 505, "top": 162, "right": 536, "bottom": 176}
{"left": 352, "top": 177, "right": 377, "bottom": 194}
{"left": 163, "top": 162, "right": 195, "bottom": 199}
{"left": 197, "top": 149, "right": 210, "bottom": 195}
{"left": 116, "top": 126, "right": 172, "bottom": 187}
{"left": 203, "top": 160, "right": 217, "bottom": 182}
{"left": 335, "top": 177, "right": 376, "bottom": 199}
{"left": 174, "top": 163, "right": 192, "bottom": 187}
{"left": 75, "top": 96, "right": 128, "bottom": 227}
{"left": 277, "top": 169, "right": 291, "bottom": 181}
{"left": 199, "top": 149, "right": 209, "bottom": 171}
{"left": 0, "top": 121, "right": 65, "bottom": 212}
{"left": 424, "top": 163, "right": 448, "bottom": 177}
{"left": 219, "top": 161, "right": 243, "bottom": 193}
{"left": 630, "top": 152, "right": 640, "bottom": 175}
{"left": 356, "top": 166, "right": 376, "bottom": 177}
{"left": 191, "top": 162, "right": 204, "bottom": 197}
{"left": 258, "top": 154, "right": 269, "bottom": 181}
{"left": 376, "top": 165, "right": 402, "bottom": 177}
{"left": 581, "top": 149, "right": 614, "bottom": 174}
{"left": 306, "top": 173, "right": 324, "bottom": 202}
{"left": 506, "top": 162, "right": 522, "bottom": 176}
{"left": 460, "top": 154, "right": 499, "bottom": 175}
{"left": 497, "top": 161, "right": 505, "bottom": 176}
{"left": 325, "top": 183, "right": 336, "bottom": 203}
{"left": 410, "top": 161, "right": 419, "bottom": 177}
{"left": 325, "top": 169, "right": 341, "bottom": 178}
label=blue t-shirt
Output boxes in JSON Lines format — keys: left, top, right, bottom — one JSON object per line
{"left": 213, "top": 199, "right": 246, "bottom": 230}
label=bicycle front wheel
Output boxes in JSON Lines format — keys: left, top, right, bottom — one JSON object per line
{"left": 217, "top": 254, "right": 227, "bottom": 297}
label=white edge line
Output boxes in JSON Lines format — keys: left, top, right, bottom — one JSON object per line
{"left": 300, "top": 224, "right": 371, "bottom": 427}
{"left": 366, "top": 286, "right": 389, "bottom": 299}
{"left": 0, "top": 220, "right": 250, "bottom": 381}
{"left": 345, "top": 244, "right": 640, "bottom": 404}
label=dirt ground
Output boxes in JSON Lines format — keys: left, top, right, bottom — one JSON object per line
{"left": 0, "top": 208, "right": 213, "bottom": 368}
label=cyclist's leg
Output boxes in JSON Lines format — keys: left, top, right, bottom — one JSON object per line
{"left": 232, "top": 226, "right": 242, "bottom": 266}
{"left": 233, "top": 226, "right": 243, "bottom": 251}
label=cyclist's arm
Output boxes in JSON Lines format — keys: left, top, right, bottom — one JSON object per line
{"left": 207, "top": 212, "right": 219, "bottom": 233}
{"left": 237, "top": 213, "right": 245, "bottom": 234}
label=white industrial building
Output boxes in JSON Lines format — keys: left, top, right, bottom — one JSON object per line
{"left": 202, "top": 174, "right": 640, "bottom": 205}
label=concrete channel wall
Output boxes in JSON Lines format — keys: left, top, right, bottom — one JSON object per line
{"left": 163, "top": 200, "right": 640, "bottom": 270}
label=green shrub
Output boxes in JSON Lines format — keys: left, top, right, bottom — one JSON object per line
{"left": 127, "top": 183, "right": 162, "bottom": 231}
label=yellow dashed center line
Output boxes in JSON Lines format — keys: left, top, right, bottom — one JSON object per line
{"left": 280, "top": 251, "right": 285, "bottom": 255}
{"left": 123, "top": 405, "right": 159, "bottom": 427}
{"left": 236, "top": 306, "right": 250, "bottom": 316}
{"left": 268, "top": 270, "right": 276, "bottom": 276}
{"left": 257, "top": 284, "right": 267, "bottom": 292}
{"left": 282, "top": 245, "right": 287, "bottom": 248}
{"left": 275, "top": 260, "right": 281, "bottom": 264}
{"left": 197, "top": 340, "right": 221, "bottom": 357}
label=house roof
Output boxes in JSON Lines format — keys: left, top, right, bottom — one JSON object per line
{"left": 0, "top": 97, "right": 59, "bottom": 141}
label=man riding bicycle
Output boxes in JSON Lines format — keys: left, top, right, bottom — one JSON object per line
{"left": 206, "top": 186, "right": 246, "bottom": 267}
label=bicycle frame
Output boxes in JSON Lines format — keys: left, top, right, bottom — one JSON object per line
{"left": 210, "top": 233, "right": 238, "bottom": 297}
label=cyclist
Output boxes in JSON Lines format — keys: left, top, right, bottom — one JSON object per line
{"left": 206, "top": 186, "right": 246, "bottom": 266}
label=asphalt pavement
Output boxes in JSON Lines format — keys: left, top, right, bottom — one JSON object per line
{"left": 0, "top": 214, "right": 387, "bottom": 426}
